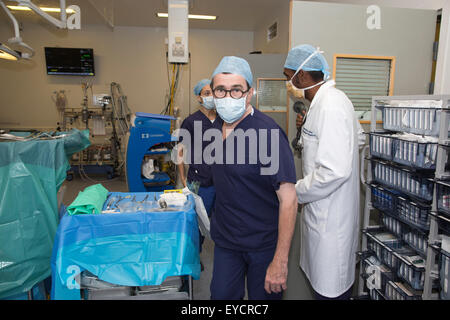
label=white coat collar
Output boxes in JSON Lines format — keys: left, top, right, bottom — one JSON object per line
{"left": 308, "top": 79, "right": 336, "bottom": 112}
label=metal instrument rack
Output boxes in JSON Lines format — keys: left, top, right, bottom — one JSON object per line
{"left": 61, "top": 82, "right": 131, "bottom": 180}
{"left": 358, "top": 94, "right": 450, "bottom": 300}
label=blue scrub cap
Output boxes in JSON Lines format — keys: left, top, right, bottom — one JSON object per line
{"left": 193, "top": 79, "right": 211, "bottom": 96}
{"left": 211, "top": 56, "right": 253, "bottom": 87}
{"left": 284, "top": 44, "right": 330, "bottom": 79}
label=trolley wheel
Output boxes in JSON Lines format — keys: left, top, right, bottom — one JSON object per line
{"left": 66, "top": 173, "right": 74, "bottom": 181}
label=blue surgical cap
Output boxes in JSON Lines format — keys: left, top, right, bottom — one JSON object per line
{"left": 211, "top": 56, "right": 253, "bottom": 87}
{"left": 284, "top": 44, "right": 330, "bottom": 79}
{"left": 193, "top": 79, "right": 211, "bottom": 96}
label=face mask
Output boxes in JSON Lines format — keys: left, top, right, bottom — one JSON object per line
{"left": 286, "top": 80, "right": 305, "bottom": 100}
{"left": 214, "top": 96, "right": 247, "bottom": 124}
{"left": 286, "top": 80, "right": 324, "bottom": 100}
{"left": 201, "top": 96, "right": 215, "bottom": 110}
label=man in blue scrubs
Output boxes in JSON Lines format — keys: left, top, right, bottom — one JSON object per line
{"left": 209, "top": 57, "right": 298, "bottom": 300}
{"left": 177, "top": 79, "right": 223, "bottom": 218}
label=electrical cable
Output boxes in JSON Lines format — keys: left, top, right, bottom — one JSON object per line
{"left": 169, "top": 63, "right": 177, "bottom": 116}
{"left": 76, "top": 147, "right": 122, "bottom": 183}
{"left": 162, "top": 63, "right": 177, "bottom": 115}
{"left": 188, "top": 53, "right": 191, "bottom": 115}
{"left": 161, "top": 61, "right": 183, "bottom": 115}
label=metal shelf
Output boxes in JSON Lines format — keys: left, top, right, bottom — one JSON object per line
{"left": 359, "top": 94, "right": 450, "bottom": 301}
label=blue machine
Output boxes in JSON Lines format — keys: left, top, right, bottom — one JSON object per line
{"left": 126, "top": 112, "right": 178, "bottom": 192}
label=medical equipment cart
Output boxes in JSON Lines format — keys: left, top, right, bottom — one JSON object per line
{"left": 358, "top": 95, "right": 450, "bottom": 300}
{"left": 51, "top": 191, "right": 201, "bottom": 300}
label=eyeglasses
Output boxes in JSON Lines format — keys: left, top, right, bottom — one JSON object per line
{"left": 212, "top": 87, "right": 250, "bottom": 99}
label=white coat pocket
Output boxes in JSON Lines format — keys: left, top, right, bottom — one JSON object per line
{"left": 301, "top": 130, "right": 319, "bottom": 173}
{"left": 304, "top": 197, "right": 330, "bottom": 233}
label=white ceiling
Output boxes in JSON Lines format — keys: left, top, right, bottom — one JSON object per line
{"left": 2, "top": 0, "right": 290, "bottom": 31}
{"left": 312, "top": 0, "right": 446, "bottom": 10}
{"left": 1, "top": 0, "right": 443, "bottom": 31}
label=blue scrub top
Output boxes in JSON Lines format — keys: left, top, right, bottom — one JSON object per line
{"left": 180, "top": 110, "right": 223, "bottom": 187}
{"left": 211, "top": 108, "right": 297, "bottom": 252}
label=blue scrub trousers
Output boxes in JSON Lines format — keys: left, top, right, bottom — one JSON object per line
{"left": 210, "top": 245, "right": 283, "bottom": 300}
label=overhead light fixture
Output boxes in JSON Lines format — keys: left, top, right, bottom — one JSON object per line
{"left": 0, "top": 43, "right": 20, "bottom": 60}
{"left": 0, "top": 0, "right": 80, "bottom": 61}
{"left": 157, "top": 12, "right": 217, "bottom": 20}
{"left": 7, "top": 5, "right": 75, "bottom": 13}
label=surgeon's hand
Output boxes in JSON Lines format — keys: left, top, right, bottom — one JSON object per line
{"left": 264, "top": 259, "right": 288, "bottom": 294}
{"left": 295, "top": 110, "right": 306, "bottom": 129}
{"left": 296, "top": 114, "right": 303, "bottom": 129}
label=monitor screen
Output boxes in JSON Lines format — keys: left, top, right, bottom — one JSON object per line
{"left": 44, "top": 47, "right": 95, "bottom": 76}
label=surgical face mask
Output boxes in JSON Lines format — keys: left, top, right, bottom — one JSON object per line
{"left": 286, "top": 80, "right": 305, "bottom": 100}
{"left": 286, "top": 79, "right": 324, "bottom": 100}
{"left": 201, "top": 96, "right": 215, "bottom": 110}
{"left": 214, "top": 96, "right": 247, "bottom": 124}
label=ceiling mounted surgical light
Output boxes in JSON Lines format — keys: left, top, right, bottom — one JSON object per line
{"left": 0, "top": 0, "right": 33, "bottom": 60}
{"left": 0, "top": 43, "right": 20, "bottom": 60}
{"left": 6, "top": 5, "right": 76, "bottom": 13}
{"left": 0, "top": 0, "right": 81, "bottom": 61}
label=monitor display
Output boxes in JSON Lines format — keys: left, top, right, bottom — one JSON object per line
{"left": 44, "top": 47, "right": 95, "bottom": 76}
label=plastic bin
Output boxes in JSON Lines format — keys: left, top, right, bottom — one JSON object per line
{"left": 369, "top": 133, "right": 394, "bottom": 161}
{"left": 365, "top": 230, "right": 403, "bottom": 270}
{"left": 362, "top": 255, "right": 395, "bottom": 295}
{"left": 396, "top": 196, "right": 432, "bottom": 230}
{"left": 371, "top": 160, "right": 434, "bottom": 201}
{"left": 392, "top": 138, "right": 437, "bottom": 169}
{"left": 437, "top": 181, "right": 450, "bottom": 217}
{"left": 370, "top": 184, "right": 397, "bottom": 215}
{"left": 369, "top": 132, "right": 438, "bottom": 169}
{"left": 401, "top": 225, "right": 428, "bottom": 257}
{"left": 369, "top": 289, "right": 385, "bottom": 300}
{"left": 381, "top": 213, "right": 403, "bottom": 238}
{"left": 396, "top": 253, "right": 427, "bottom": 290}
{"left": 382, "top": 107, "right": 403, "bottom": 133}
{"left": 380, "top": 212, "right": 429, "bottom": 257}
{"left": 384, "top": 281, "right": 422, "bottom": 300}
{"left": 382, "top": 107, "right": 444, "bottom": 137}
{"left": 382, "top": 244, "right": 412, "bottom": 272}
{"left": 366, "top": 230, "right": 395, "bottom": 261}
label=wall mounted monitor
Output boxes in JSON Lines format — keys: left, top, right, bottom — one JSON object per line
{"left": 44, "top": 47, "right": 95, "bottom": 76}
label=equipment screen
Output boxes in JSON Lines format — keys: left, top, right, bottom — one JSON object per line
{"left": 44, "top": 47, "right": 95, "bottom": 76}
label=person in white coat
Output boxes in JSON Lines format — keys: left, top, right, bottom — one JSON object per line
{"left": 283, "top": 44, "right": 363, "bottom": 300}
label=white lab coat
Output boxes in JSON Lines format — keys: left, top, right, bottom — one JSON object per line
{"left": 296, "top": 80, "right": 361, "bottom": 298}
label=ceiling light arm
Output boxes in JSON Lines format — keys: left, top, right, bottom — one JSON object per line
{"left": 0, "top": 0, "right": 34, "bottom": 58}
{"left": 11, "top": 0, "right": 67, "bottom": 28}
